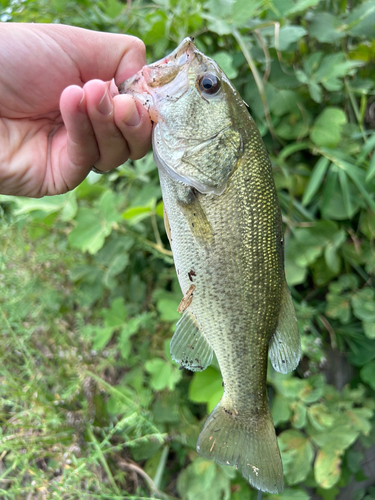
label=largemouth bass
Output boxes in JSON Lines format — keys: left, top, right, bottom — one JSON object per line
{"left": 119, "top": 37, "right": 301, "bottom": 494}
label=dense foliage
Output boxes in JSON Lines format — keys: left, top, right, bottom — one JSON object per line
{"left": 1, "top": 0, "right": 375, "bottom": 498}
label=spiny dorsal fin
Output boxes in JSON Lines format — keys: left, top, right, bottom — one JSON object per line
{"left": 269, "top": 282, "right": 301, "bottom": 374}
{"left": 170, "top": 309, "right": 213, "bottom": 371}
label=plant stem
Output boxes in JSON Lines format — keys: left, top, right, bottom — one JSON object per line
{"left": 232, "top": 28, "right": 276, "bottom": 140}
{"left": 86, "top": 426, "right": 121, "bottom": 495}
{"left": 153, "top": 444, "right": 170, "bottom": 490}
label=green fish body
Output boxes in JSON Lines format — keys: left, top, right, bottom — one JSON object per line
{"left": 120, "top": 37, "right": 301, "bottom": 494}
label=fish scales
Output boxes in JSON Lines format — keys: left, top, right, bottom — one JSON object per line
{"left": 120, "top": 37, "right": 301, "bottom": 494}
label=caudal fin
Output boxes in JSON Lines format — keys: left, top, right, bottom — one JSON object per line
{"left": 196, "top": 401, "right": 283, "bottom": 494}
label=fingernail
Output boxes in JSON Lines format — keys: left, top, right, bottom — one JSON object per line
{"left": 97, "top": 89, "right": 113, "bottom": 115}
{"left": 78, "top": 93, "right": 85, "bottom": 113}
{"left": 124, "top": 100, "right": 141, "bottom": 127}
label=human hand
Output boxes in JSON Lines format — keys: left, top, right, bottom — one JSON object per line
{"left": 0, "top": 23, "right": 152, "bottom": 197}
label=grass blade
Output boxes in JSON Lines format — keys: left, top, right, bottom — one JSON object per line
{"left": 366, "top": 153, "right": 375, "bottom": 183}
{"left": 323, "top": 154, "right": 375, "bottom": 212}
{"left": 302, "top": 156, "right": 330, "bottom": 206}
{"left": 338, "top": 169, "right": 353, "bottom": 218}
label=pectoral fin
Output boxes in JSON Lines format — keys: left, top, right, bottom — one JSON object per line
{"left": 170, "top": 309, "right": 213, "bottom": 371}
{"left": 269, "top": 282, "right": 301, "bottom": 374}
{"left": 176, "top": 185, "right": 214, "bottom": 246}
{"left": 181, "top": 127, "right": 243, "bottom": 194}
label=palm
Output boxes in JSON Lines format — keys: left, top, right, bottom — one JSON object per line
{"left": 0, "top": 23, "right": 152, "bottom": 197}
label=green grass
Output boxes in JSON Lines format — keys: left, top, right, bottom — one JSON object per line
{"left": 0, "top": 224, "right": 173, "bottom": 500}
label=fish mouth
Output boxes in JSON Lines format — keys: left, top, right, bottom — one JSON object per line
{"left": 118, "top": 37, "right": 197, "bottom": 122}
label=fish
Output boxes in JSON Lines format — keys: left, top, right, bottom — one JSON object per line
{"left": 119, "top": 37, "right": 301, "bottom": 494}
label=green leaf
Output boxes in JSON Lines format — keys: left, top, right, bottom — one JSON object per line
{"left": 156, "top": 291, "right": 181, "bottom": 322}
{"left": 287, "top": 0, "right": 322, "bottom": 14}
{"left": 346, "top": 0, "right": 375, "bottom": 38}
{"left": 290, "top": 402, "right": 307, "bottom": 429}
{"left": 364, "top": 321, "right": 375, "bottom": 339}
{"left": 299, "top": 375, "right": 325, "bottom": 403}
{"left": 103, "top": 0, "right": 123, "bottom": 18}
{"left": 345, "top": 408, "right": 373, "bottom": 435}
{"left": 213, "top": 52, "right": 238, "bottom": 79}
{"left": 326, "top": 293, "right": 351, "bottom": 324}
{"left": 272, "top": 393, "right": 291, "bottom": 426}
{"left": 177, "top": 459, "right": 233, "bottom": 500}
{"left": 92, "top": 326, "right": 114, "bottom": 351}
{"left": 97, "top": 190, "right": 121, "bottom": 224}
{"left": 270, "top": 90, "right": 301, "bottom": 117}
{"left": 275, "top": 26, "right": 307, "bottom": 51}
{"left": 303, "top": 51, "right": 324, "bottom": 76}
{"left": 302, "top": 156, "right": 330, "bottom": 205}
{"left": 204, "top": 0, "right": 262, "bottom": 33}
{"left": 122, "top": 206, "right": 152, "bottom": 224}
{"left": 231, "top": 0, "right": 263, "bottom": 26}
{"left": 314, "top": 447, "right": 342, "bottom": 489}
{"left": 348, "top": 335, "right": 375, "bottom": 367}
{"left": 142, "top": 11, "right": 168, "bottom": 45}
{"left": 68, "top": 207, "right": 112, "bottom": 254}
{"left": 294, "top": 220, "right": 338, "bottom": 247}
{"left": 310, "top": 108, "right": 347, "bottom": 148}
{"left": 145, "top": 358, "right": 182, "bottom": 391}
{"left": 279, "top": 429, "right": 314, "bottom": 485}
{"left": 81, "top": 324, "right": 114, "bottom": 351}
{"left": 189, "top": 367, "right": 223, "bottom": 412}
{"left": 101, "top": 297, "right": 127, "bottom": 328}
{"left": 360, "top": 361, "right": 375, "bottom": 390}
{"left": 103, "top": 254, "right": 129, "bottom": 288}
{"left": 307, "top": 403, "right": 335, "bottom": 431}
{"left": 8, "top": 192, "right": 77, "bottom": 220}
{"left": 204, "top": 15, "right": 231, "bottom": 35}
{"left": 155, "top": 200, "right": 164, "bottom": 218}
{"left": 314, "top": 54, "right": 363, "bottom": 91}
{"left": 285, "top": 257, "right": 308, "bottom": 286}
{"left": 119, "top": 315, "right": 148, "bottom": 359}
{"left": 352, "top": 288, "right": 375, "bottom": 322}
{"left": 309, "top": 12, "right": 345, "bottom": 43}
{"left": 203, "top": 0, "right": 232, "bottom": 35}
{"left": 309, "top": 423, "right": 358, "bottom": 452}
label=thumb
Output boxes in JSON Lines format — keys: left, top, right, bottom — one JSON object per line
{"left": 36, "top": 24, "right": 146, "bottom": 84}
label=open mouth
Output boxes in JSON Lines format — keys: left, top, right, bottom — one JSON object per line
{"left": 118, "top": 37, "right": 197, "bottom": 123}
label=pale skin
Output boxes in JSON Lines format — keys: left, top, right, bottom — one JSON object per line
{"left": 0, "top": 23, "right": 152, "bottom": 197}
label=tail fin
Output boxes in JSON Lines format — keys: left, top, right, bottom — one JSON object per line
{"left": 196, "top": 401, "right": 283, "bottom": 494}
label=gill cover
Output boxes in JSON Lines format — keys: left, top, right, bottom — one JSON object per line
{"left": 121, "top": 37, "right": 244, "bottom": 195}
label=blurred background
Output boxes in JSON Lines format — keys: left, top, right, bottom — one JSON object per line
{"left": 1, "top": 0, "right": 375, "bottom": 498}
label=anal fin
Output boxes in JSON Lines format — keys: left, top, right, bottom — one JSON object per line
{"left": 170, "top": 309, "right": 213, "bottom": 371}
{"left": 269, "top": 281, "right": 301, "bottom": 374}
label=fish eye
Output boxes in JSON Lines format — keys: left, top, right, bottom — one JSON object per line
{"left": 198, "top": 73, "right": 221, "bottom": 95}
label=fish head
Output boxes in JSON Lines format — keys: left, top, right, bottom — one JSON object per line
{"left": 119, "top": 37, "right": 248, "bottom": 195}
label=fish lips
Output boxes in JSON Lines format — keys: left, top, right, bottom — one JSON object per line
{"left": 118, "top": 37, "right": 196, "bottom": 123}
{"left": 118, "top": 37, "right": 199, "bottom": 123}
